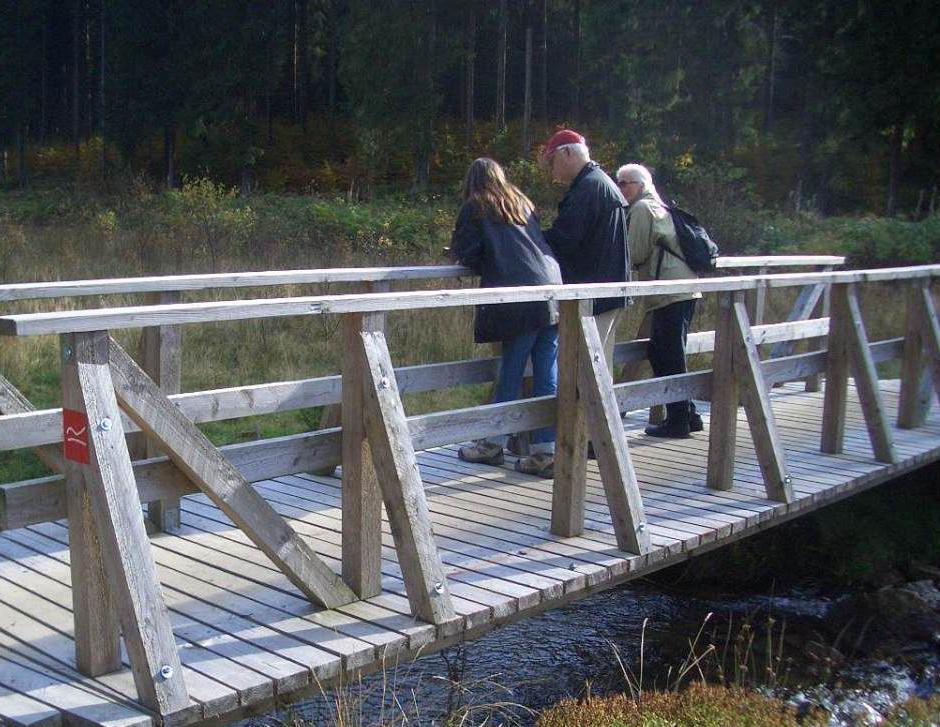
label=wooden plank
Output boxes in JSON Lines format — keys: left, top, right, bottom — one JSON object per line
{"left": 707, "top": 292, "right": 739, "bottom": 490}
{"left": 139, "top": 291, "right": 183, "bottom": 533}
{"left": 552, "top": 300, "right": 590, "bottom": 537}
{"left": 842, "top": 284, "right": 896, "bottom": 463}
{"left": 0, "top": 649, "right": 153, "bottom": 727}
{"left": 768, "top": 281, "right": 826, "bottom": 359}
{"left": 746, "top": 265, "right": 769, "bottom": 325}
{"left": 731, "top": 299, "right": 793, "bottom": 503}
{"left": 357, "top": 329, "right": 456, "bottom": 625}
{"left": 5, "top": 265, "right": 939, "bottom": 337}
{"left": 821, "top": 284, "right": 850, "bottom": 454}
{"left": 341, "top": 311, "right": 383, "bottom": 599}
{"left": 0, "top": 265, "right": 470, "bottom": 302}
{"left": 59, "top": 334, "right": 122, "bottom": 679}
{"left": 577, "top": 315, "right": 650, "bottom": 554}
{"left": 715, "top": 255, "right": 845, "bottom": 268}
{"left": 0, "top": 376, "right": 63, "bottom": 473}
{"left": 918, "top": 286, "right": 940, "bottom": 411}
{"left": 0, "top": 681, "right": 63, "bottom": 727}
{"left": 106, "top": 338, "right": 356, "bottom": 611}
{"left": 64, "top": 331, "right": 189, "bottom": 717}
{"left": 0, "top": 317, "right": 833, "bottom": 454}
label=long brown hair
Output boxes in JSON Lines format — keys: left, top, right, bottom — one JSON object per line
{"left": 461, "top": 157, "right": 535, "bottom": 226}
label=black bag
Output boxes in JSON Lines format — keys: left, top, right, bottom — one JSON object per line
{"left": 656, "top": 202, "right": 719, "bottom": 276}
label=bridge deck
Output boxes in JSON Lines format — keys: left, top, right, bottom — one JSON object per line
{"left": 1, "top": 380, "right": 938, "bottom": 727}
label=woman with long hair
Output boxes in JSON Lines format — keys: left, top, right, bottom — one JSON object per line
{"left": 452, "top": 157, "right": 562, "bottom": 478}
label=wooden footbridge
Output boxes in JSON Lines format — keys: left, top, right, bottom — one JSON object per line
{"left": 1, "top": 257, "right": 939, "bottom": 727}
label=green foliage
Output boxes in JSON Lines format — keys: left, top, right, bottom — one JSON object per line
{"left": 537, "top": 683, "right": 826, "bottom": 727}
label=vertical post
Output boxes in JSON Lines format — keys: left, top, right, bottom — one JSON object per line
{"left": 341, "top": 308, "right": 384, "bottom": 598}
{"left": 821, "top": 283, "right": 850, "bottom": 454}
{"left": 805, "top": 265, "right": 834, "bottom": 392}
{"left": 63, "top": 331, "right": 189, "bottom": 716}
{"left": 60, "top": 333, "right": 121, "bottom": 677}
{"left": 139, "top": 290, "right": 183, "bottom": 532}
{"left": 707, "top": 291, "right": 739, "bottom": 491}
{"left": 551, "top": 299, "right": 590, "bottom": 537}
{"left": 898, "top": 282, "right": 932, "bottom": 428}
{"left": 747, "top": 265, "right": 769, "bottom": 325}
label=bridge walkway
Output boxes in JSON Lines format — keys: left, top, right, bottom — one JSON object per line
{"left": 0, "top": 379, "right": 937, "bottom": 727}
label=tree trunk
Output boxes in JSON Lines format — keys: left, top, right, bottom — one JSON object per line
{"left": 495, "top": 0, "right": 507, "bottom": 131}
{"left": 464, "top": 1, "right": 476, "bottom": 148}
{"left": 327, "top": 0, "right": 338, "bottom": 114}
{"left": 164, "top": 124, "right": 175, "bottom": 189}
{"left": 886, "top": 123, "right": 903, "bottom": 217}
{"left": 415, "top": 0, "right": 436, "bottom": 191}
{"left": 16, "top": 125, "right": 28, "bottom": 188}
{"left": 72, "top": 0, "right": 82, "bottom": 154}
{"left": 293, "top": 0, "right": 309, "bottom": 128}
{"left": 572, "top": 0, "right": 581, "bottom": 122}
{"left": 40, "top": 17, "right": 48, "bottom": 144}
{"left": 538, "top": 0, "right": 547, "bottom": 121}
{"left": 763, "top": 5, "right": 779, "bottom": 136}
{"left": 99, "top": 0, "right": 106, "bottom": 176}
{"left": 523, "top": 26, "right": 533, "bottom": 156}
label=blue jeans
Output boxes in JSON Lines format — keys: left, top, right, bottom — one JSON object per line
{"left": 492, "top": 325, "right": 558, "bottom": 451}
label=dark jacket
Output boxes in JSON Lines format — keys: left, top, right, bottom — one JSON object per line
{"left": 544, "top": 161, "right": 631, "bottom": 315}
{"left": 452, "top": 204, "right": 562, "bottom": 344}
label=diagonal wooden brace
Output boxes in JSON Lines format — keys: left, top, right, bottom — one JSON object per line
{"left": 898, "top": 283, "right": 940, "bottom": 428}
{"left": 107, "top": 337, "right": 357, "bottom": 609}
{"left": 356, "top": 328, "right": 455, "bottom": 626}
{"left": 578, "top": 314, "right": 651, "bottom": 554}
{"left": 821, "top": 284, "right": 895, "bottom": 463}
{"left": 730, "top": 298, "right": 793, "bottom": 502}
{"left": 62, "top": 332, "right": 189, "bottom": 716}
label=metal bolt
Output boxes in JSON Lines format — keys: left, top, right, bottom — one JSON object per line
{"left": 637, "top": 521, "right": 647, "bottom": 533}
{"left": 784, "top": 475, "right": 792, "bottom": 486}
{"left": 98, "top": 417, "right": 113, "bottom": 432}
{"left": 593, "top": 353, "right": 601, "bottom": 362}
{"left": 159, "top": 665, "right": 174, "bottom": 680}
{"left": 379, "top": 377, "right": 390, "bottom": 390}
{"left": 63, "top": 347, "right": 74, "bottom": 361}
{"left": 433, "top": 581, "right": 445, "bottom": 595}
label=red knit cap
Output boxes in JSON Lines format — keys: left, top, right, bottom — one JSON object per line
{"left": 542, "top": 129, "right": 586, "bottom": 158}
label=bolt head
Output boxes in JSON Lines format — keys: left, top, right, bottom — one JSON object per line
{"left": 159, "top": 665, "right": 174, "bottom": 680}
{"left": 63, "top": 347, "right": 74, "bottom": 361}
{"left": 637, "top": 521, "right": 647, "bottom": 533}
{"left": 379, "top": 376, "right": 390, "bottom": 389}
{"left": 99, "top": 417, "right": 113, "bottom": 431}
{"left": 433, "top": 581, "right": 445, "bottom": 595}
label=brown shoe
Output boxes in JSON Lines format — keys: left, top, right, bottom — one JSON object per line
{"left": 515, "top": 452, "right": 554, "bottom": 478}
{"left": 458, "top": 440, "right": 504, "bottom": 465}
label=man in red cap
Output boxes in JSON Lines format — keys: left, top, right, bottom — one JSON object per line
{"left": 541, "top": 128, "right": 630, "bottom": 375}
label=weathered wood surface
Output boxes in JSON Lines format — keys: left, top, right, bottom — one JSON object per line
{"left": 4, "top": 265, "right": 938, "bottom": 337}
{"left": 0, "top": 339, "right": 907, "bottom": 532}
{"left": 0, "top": 256, "right": 844, "bottom": 303}
{"left": 0, "top": 378, "right": 937, "bottom": 727}
{"left": 107, "top": 338, "right": 357, "bottom": 610}
{"left": 0, "top": 317, "right": 833, "bottom": 455}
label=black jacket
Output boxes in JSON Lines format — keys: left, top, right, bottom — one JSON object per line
{"left": 544, "top": 161, "right": 631, "bottom": 315}
{"left": 452, "top": 204, "right": 562, "bottom": 343}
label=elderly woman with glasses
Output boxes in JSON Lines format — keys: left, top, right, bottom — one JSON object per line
{"left": 616, "top": 163, "right": 703, "bottom": 438}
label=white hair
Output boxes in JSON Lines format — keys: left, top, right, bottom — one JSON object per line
{"left": 555, "top": 142, "right": 590, "bottom": 162}
{"left": 616, "top": 162, "right": 663, "bottom": 203}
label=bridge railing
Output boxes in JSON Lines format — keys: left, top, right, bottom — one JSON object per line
{"left": 0, "top": 255, "right": 843, "bottom": 527}
{"left": 13, "top": 259, "right": 940, "bottom": 722}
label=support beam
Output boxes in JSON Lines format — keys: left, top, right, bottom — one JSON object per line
{"left": 0, "top": 374, "right": 63, "bottom": 472}
{"left": 62, "top": 331, "right": 189, "bottom": 716}
{"left": 357, "top": 329, "right": 455, "bottom": 625}
{"left": 59, "top": 335, "right": 120, "bottom": 678}
{"left": 139, "top": 291, "right": 183, "bottom": 532}
{"left": 707, "top": 292, "right": 739, "bottom": 491}
{"left": 551, "top": 300, "right": 590, "bottom": 537}
{"left": 822, "top": 283, "right": 896, "bottom": 463}
{"left": 898, "top": 283, "right": 936, "bottom": 428}
{"left": 107, "top": 337, "right": 356, "bottom": 609}
{"left": 918, "top": 285, "right": 940, "bottom": 406}
{"left": 341, "top": 311, "right": 383, "bottom": 598}
{"left": 731, "top": 299, "right": 793, "bottom": 503}
{"left": 578, "top": 315, "right": 650, "bottom": 554}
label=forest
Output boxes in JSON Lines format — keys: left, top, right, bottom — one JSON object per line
{"left": 2, "top": 0, "right": 939, "bottom": 219}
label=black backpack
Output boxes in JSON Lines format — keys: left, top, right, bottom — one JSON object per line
{"left": 655, "top": 202, "right": 719, "bottom": 277}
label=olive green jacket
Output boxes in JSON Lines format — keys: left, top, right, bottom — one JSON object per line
{"left": 627, "top": 192, "right": 702, "bottom": 311}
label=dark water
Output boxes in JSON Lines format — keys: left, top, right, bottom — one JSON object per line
{"left": 242, "top": 580, "right": 940, "bottom": 726}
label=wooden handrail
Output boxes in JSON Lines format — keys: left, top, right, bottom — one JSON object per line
{"left": 0, "top": 256, "right": 845, "bottom": 302}
{"left": 2, "top": 264, "right": 937, "bottom": 337}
